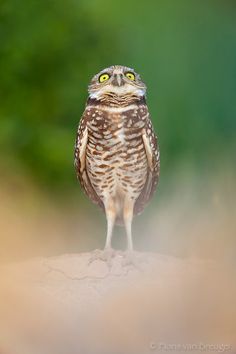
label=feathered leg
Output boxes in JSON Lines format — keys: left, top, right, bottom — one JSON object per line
{"left": 89, "top": 197, "right": 116, "bottom": 266}
{"left": 104, "top": 197, "right": 116, "bottom": 250}
{"left": 122, "top": 197, "right": 143, "bottom": 269}
{"left": 123, "top": 197, "right": 134, "bottom": 251}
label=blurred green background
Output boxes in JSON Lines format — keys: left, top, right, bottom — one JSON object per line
{"left": 1, "top": 0, "right": 235, "bottom": 191}
{"left": 0, "top": 0, "right": 236, "bottom": 260}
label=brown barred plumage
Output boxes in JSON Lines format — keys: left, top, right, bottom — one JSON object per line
{"left": 74, "top": 65, "right": 160, "bottom": 256}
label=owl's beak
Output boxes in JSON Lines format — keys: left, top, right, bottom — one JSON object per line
{"left": 112, "top": 74, "right": 123, "bottom": 87}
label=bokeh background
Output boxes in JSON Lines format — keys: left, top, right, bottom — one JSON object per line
{"left": 0, "top": 0, "right": 235, "bottom": 262}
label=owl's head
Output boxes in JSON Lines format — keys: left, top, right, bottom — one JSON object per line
{"left": 88, "top": 65, "right": 146, "bottom": 100}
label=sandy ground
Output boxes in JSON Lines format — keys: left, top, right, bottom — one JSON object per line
{"left": 0, "top": 252, "right": 235, "bottom": 354}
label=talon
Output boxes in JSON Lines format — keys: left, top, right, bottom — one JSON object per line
{"left": 122, "top": 251, "right": 145, "bottom": 271}
{"left": 88, "top": 248, "right": 116, "bottom": 267}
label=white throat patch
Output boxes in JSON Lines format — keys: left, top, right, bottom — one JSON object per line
{"left": 89, "top": 84, "right": 145, "bottom": 100}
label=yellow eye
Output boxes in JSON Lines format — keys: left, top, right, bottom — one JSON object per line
{"left": 99, "top": 73, "right": 110, "bottom": 83}
{"left": 125, "top": 72, "right": 135, "bottom": 81}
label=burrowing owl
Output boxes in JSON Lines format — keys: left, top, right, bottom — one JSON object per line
{"left": 75, "top": 65, "right": 160, "bottom": 260}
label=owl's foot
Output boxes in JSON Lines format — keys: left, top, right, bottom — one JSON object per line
{"left": 121, "top": 251, "right": 146, "bottom": 271}
{"left": 88, "top": 247, "right": 116, "bottom": 267}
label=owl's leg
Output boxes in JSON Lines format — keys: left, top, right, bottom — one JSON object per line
{"left": 122, "top": 198, "right": 143, "bottom": 269}
{"left": 104, "top": 197, "right": 116, "bottom": 250}
{"left": 123, "top": 198, "right": 134, "bottom": 251}
{"left": 89, "top": 197, "right": 116, "bottom": 266}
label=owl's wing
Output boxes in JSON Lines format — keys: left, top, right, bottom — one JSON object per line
{"left": 74, "top": 113, "right": 104, "bottom": 210}
{"left": 134, "top": 114, "right": 160, "bottom": 216}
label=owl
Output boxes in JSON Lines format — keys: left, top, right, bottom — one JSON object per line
{"left": 75, "top": 65, "right": 160, "bottom": 263}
